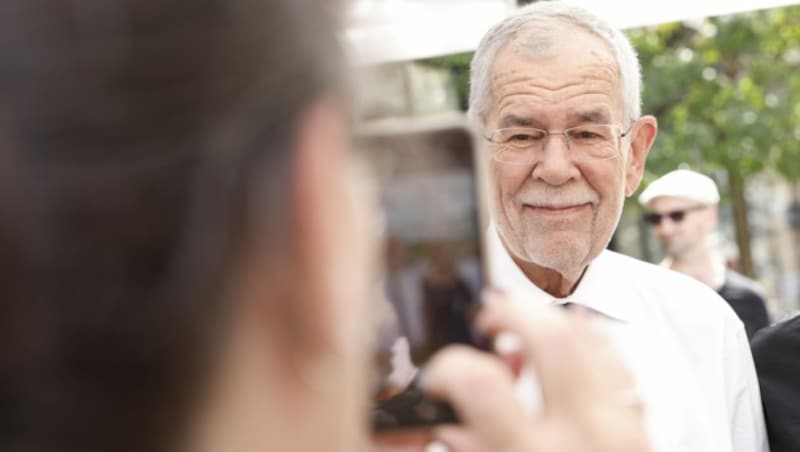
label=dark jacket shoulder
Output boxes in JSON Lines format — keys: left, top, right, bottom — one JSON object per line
{"left": 752, "top": 314, "right": 800, "bottom": 452}
{"left": 718, "top": 270, "right": 770, "bottom": 339}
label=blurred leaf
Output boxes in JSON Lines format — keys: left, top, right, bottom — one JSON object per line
{"left": 628, "top": 5, "right": 800, "bottom": 188}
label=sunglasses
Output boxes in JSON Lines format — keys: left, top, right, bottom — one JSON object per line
{"left": 643, "top": 205, "right": 706, "bottom": 226}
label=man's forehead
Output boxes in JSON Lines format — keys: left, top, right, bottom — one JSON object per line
{"left": 498, "top": 108, "right": 612, "bottom": 128}
{"left": 499, "top": 23, "right": 618, "bottom": 72}
{"left": 489, "top": 28, "right": 623, "bottom": 119}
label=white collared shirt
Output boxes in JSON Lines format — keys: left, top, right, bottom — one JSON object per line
{"left": 488, "top": 227, "right": 769, "bottom": 452}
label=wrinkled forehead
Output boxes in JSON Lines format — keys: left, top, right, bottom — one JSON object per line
{"left": 490, "top": 22, "right": 624, "bottom": 116}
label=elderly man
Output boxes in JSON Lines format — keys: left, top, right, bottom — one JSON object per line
{"left": 475, "top": 3, "right": 768, "bottom": 451}
{"left": 639, "top": 169, "right": 770, "bottom": 339}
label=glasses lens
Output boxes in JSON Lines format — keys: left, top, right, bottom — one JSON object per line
{"left": 500, "top": 128, "right": 547, "bottom": 148}
{"left": 643, "top": 213, "right": 662, "bottom": 225}
{"left": 488, "top": 125, "right": 620, "bottom": 164}
{"left": 566, "top": 124, "right": 617, "bottom": 158}
{"left": 645, "top": 210, "right": 689, "bottom": 226}
{"left": 668, "top": 211, "right": 686, "bottom": 222}
{"left": 490, "top": 128, "right": 547, "bottom": 164}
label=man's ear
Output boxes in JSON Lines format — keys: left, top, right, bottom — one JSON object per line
{"left": 624, "top": 115, "right": 658, "bottom": 197}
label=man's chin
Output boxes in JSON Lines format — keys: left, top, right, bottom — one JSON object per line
{"left": 666, "top": 243, "right": 688, "bottom": 257}
{"left": 520, "top": 244, "right": 589, "bottom": 276}
{"left": 500, "top": 225, "right": 589, "bottom": 267}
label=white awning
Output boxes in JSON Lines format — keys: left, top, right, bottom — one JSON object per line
{"left": 567, "top": 0, "right": 800, "bottom": 29}
{"left": 346, "top": 0, "right": 514, "bottom": 66}
{"left": 346, "top": 0, "right": 800, "bottom": 65}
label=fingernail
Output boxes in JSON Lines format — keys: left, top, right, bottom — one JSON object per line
{"left": 425, "top": 441, "right": 450, "bottom": 452}
{"left": 494, "top": 331, "right": 522, "bottom": 355}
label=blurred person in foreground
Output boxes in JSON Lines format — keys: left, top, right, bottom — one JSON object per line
{"left": 751, "top": 315, "right": 800, "bottom": 452}
{"left": 0, "top": 1, "right": 651, "bottom": 452}
{"left": 474, "top": 2, "right": 768, "bottom": 451}
{"left": 639, "top": 169, "right": 770, "bottom": 339}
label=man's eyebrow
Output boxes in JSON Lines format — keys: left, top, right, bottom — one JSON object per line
{"left": 567, "top": 109, "right": 610, "bottom": 124}
{"left": 499, "top": 115, "right": 540, "bottom": 128}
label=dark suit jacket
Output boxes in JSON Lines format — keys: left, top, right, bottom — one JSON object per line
{"left": 752, "top": 314, "right": 800, "bottom": 452}
{"left": 718, "top": 270, "right": 770, "bottom": 339}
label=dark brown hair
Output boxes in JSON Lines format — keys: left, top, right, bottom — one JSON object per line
{"left": 0, "top": 1, "right": 345, "bottom": 451}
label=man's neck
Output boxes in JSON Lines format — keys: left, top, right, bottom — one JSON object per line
{"left": 511, "top": 255, "right": 587, "bottom": 298}
{"left": 663, "top": 244, "right": 726, "bottom": 290}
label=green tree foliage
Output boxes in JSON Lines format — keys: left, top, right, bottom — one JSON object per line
{"left": 421, "top": 52, "right": 472, "bottom": 111}
{"left": 629, "top": 6, "right": 800, "bottom": 182}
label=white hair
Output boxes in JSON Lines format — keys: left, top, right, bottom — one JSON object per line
{"left": 468, "top": 2, "right": 642, "bottom": 129}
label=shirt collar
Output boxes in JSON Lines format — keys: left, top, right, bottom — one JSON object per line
{"left": 487, "top": 223, "right": 634, "bottom": 323}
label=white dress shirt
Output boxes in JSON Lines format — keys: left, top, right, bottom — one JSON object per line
{"left": 488, "top": 227, "right": 769, "bottom": 452}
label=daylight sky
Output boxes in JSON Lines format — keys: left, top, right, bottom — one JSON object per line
{"left": 346, "top": 0, "right": 800, "bottom": 64}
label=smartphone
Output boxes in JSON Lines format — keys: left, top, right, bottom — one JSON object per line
{"left": 356, "top": 117, "right": 489, "bottom": 431}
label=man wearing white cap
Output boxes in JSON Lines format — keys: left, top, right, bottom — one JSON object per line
{"left": 639, "top": 169, "right": 770, "bottom": 339}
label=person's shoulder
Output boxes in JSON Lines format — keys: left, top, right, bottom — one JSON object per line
{"left": 722, "top": 270, "right": 766, "bottom": 299}
{"left": 751, "top": 313, "right": 800, "bottom": 384}
{"left": 600, "top": 250, "right": 717, "bottom": 293}
{"left": 599, "top": 250, "right": 738, "bottom": 319}
{"left": 752, "top": 313, "right": 800, "bottom": 353}
{"left": 750, "top": 313, "right": 800, "bottom": 451}
{"left": 598, "top": 249, "right": 671, "bottom": 277}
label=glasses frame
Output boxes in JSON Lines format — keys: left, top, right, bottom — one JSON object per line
{"left": 485, "top": 121, "right": 636, "bottom": 164}
{"left": 643, "top": 205, "right": 708, "bottom": 226}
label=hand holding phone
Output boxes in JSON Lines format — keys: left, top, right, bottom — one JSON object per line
{"left": 370, "top": 292, "right": 651, "bottom": 452}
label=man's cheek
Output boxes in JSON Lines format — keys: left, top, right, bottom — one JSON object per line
{"left": 502, "top": 166, "right": 531, "bottom": 188}
{"left": 499, "top": 176, "right": 526, "bottom": 203}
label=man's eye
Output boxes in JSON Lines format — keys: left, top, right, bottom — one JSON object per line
{"left": 574, "top": 130, "right": 600, "bottom": 139}
{"left": 570, "top": 128, "right": 609, "bottom": 141}
{"left": 507, "top": 131, "right": 545, "bottom": 143}
{"left": 509, "top": 134, "right": 535, "bottom": 142}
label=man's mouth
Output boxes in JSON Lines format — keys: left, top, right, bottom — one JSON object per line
{"left": 524, "top": 203, "right": 592, "bottom": 215}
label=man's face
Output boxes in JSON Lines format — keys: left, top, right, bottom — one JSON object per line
{"left": 486, "top": 26, "right": 647, "bottom": 278}
{"left": 646, "top": 196, "right": 714, "bottom": 257}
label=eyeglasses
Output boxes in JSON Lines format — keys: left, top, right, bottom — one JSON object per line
{"left": 485, "top": 123, "right": 634, "bottom": 164}
{"left": 643, "top": 205, "right": 707, "bottom": 226}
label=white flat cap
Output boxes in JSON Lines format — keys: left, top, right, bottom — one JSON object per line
{"left": 638, "top": 169, "right": 720, "bottom": 206}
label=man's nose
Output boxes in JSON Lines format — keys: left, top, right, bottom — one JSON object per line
{"left": 529, "top": 133, "right": 580, "bottom": 186}
{"left": 654, "top": 217, "right": 677, "bottom": 235}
